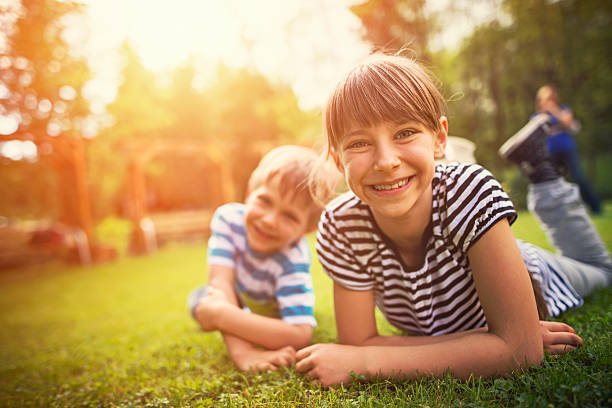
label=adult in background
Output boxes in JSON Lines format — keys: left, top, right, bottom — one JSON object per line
{"left": 535, "top": 85, "right": 601, "bottom": 214}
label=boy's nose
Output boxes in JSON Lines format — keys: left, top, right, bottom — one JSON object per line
{"left": 261, "top": 211, "right": 279, "bottom": 227}
{"left": 373, "top": 143, "right": 401, "bottom": 172}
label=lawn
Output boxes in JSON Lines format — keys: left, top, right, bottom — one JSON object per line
{"left": 0, "top": 207, "right": 611, "bottom": 407}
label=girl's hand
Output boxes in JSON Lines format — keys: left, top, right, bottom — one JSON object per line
{"left": 296, "top": 344, "right": 367, "bottom": 387}
{"left": 540, "top": 321, "right": 583, "bottom": 355}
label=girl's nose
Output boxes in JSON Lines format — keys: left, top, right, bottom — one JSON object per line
{"left": 373, "top": 143, "right": 401, "bottom": 172}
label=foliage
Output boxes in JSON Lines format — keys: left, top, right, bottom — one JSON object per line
{"left": 90, "top": 48, "right": 321, "bottom": 218}
{"left": 0, "top": 0, "right": 92, "bottom": 219}
{"left": 449, "top": 0, "right": 612, "bottom": 190}
{"left": 0, "top": 154, "right": 60, "bottom": 219}
{"left": 0, "top": 208, "right": 611, "bottom": 407}
{"left": 351, "top": 0, "right": 612, "bottom": 202}
{"left": 351, "top": 0, "right": 435, "bottom": 61}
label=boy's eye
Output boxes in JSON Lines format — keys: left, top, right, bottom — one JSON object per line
{"left": 283, "top": 212, "right": 300, "bottom": 223}
{"left": 257, "top": 196, "right": 271, "bottom": 206}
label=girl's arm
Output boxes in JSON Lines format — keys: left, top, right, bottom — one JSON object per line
{"left": 333, "top": 282, "right": 581, "bottom": 350}
{"left": 333, "top": 282, "right": 485, "bottom": 347}
{"left": 198, "top": 265, "right": 312, "bottom": 350}
{"left": 297, "top": 219, "right": 544, "bottom": 386}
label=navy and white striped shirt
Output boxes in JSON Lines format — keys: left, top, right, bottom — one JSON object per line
{"left": 316, "top": 163, "right": 581, "bottom": 336}
{"left": 207, "top": 203, "right": 316, "bottom": 327}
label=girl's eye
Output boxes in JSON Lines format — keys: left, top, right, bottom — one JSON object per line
{"left": 346, "top": 140, "right": 368, "bottom": 150}
{"left": 396, "top": 129, "right": 415, "bottom": 139}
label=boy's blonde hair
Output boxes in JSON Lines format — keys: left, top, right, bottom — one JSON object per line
{"left": 324, "top": 53, "right": 446, "bottom": 154}
{"left": 247, "top": 145, "right": 335, "bottom": 231}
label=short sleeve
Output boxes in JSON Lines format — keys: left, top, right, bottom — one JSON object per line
{"left": 442, "top": 164, "right": 517, "bottom": 253}
{"left": 315, "top": 203, "right": 375, "bottom": 291}
{"left": 206, "top": 204, "right": 239, "bottom": 268}
{"left": 275, "top": 240, "right": 317, "bottom": 326}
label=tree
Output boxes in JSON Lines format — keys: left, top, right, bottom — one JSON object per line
{"left": 350, "top": 0, "right": 436, "bottom": 61}
{"left": 453, "top": 0, "right": 612, "bottom": 173}
{"left": 0, "top": 0, "right": 93, "bottom": 227}
{"left": 445, "top": 0, "right": 612, "bottom": 204}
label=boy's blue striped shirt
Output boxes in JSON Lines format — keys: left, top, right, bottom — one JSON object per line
{"left": 206, "top": 203, "right": 316, "bottom": 326}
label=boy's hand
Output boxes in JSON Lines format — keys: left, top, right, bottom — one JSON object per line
{"left": 233, "top": 345, "right": 296, "bottom": 373}
{"left": 540, "top": 321, "right": 583, "bottom": 355}
{"left": 195, "top": 286, "right": 234, "bottom": 331}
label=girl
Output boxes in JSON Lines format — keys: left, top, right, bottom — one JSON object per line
{"left": 295, "top": 54, "right": 611, "bottom": 386}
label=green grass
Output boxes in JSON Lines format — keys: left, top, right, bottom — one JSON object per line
{"left": 1, "top": 206, "right": 611, "bottom": 407}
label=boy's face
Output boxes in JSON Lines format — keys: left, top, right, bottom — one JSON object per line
{"left": 333, "top": 117, "right": 447, "bottom": 222}
{"left": 244, "top": 175, "right": 311, "bottom": 254}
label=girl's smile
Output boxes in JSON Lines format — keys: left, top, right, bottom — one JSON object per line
{"left": 370, "top": 175, "right": 414, "bottom": 194}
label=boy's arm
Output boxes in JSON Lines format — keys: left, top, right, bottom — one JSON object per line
{"left": 202, "top": 265, "right": 313, "bottom": 350}
{"left": 197, "top": 265, "right": 297, "bottom": 371}
{"left": 209, "top": 303, "right": 313, "bottom": 350}
{"left": 297, "top": 220, "right": 545, "bottom": 386}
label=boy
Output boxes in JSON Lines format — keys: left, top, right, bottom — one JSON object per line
{"left": 187, "top": 145, "right": 334, "bottom": 372}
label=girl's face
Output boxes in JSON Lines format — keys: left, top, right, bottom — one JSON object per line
{"left": 333, "top": 117, "right": 447, "bottom": 222}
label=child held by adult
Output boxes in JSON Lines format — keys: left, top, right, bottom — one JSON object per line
{"left": 295, "top": 54, "right": 611, "bottom": 386}
{"left": 188, "top": 145, "right": 335, "bottom": 372}
{"left": 534, "top": 85, "right": 601, "bottom": 214}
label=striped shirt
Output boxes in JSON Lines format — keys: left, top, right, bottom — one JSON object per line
{"left": 316, "top": 163, "right": 581, "bottom": 336}
{"left": 207, "top": 203, "right": 316, "bottom": 327}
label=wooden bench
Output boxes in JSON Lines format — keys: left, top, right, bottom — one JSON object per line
{"left": 0, "top": 222, "right": 91, "bottom": 268}
{"left": 139, "top": 210, "right": 213, "bottom": 252}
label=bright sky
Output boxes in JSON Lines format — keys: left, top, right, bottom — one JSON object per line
{"left": 74, "top": 0, "right": 493, "bottom": 112}
{"left": 77, "top": 0, "right": 371, "bottom": 112}
{"left": 0, "top": 0, "right": 494, "bottom": 144}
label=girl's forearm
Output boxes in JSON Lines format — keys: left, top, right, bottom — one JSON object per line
{"left": 360, "top": 327, "right": 488, "bottom": 347}
{"left": 214, "top": 305, "right": 312, "bottom": 350}
{"left": 362, "top": 330, "right": 542, "bottom": 380}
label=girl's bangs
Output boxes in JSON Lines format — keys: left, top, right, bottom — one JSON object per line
{"left": 326, "top": 62, "right": 438, "bottom": 150}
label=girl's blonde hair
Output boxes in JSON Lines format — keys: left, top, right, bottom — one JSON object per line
{"left": 324, "top": 53, "right": 446, "bottom": 154}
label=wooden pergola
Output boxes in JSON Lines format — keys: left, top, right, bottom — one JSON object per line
{"left": 1, "top": 132, "right": 95, "bottom": 264}
{"left": 121, "top": 140, "right": 274, "bottom": 254}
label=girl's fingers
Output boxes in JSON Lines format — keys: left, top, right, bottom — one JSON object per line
{"left": 543, "top": 321, "right": 576, "bottom": 333}
{"left": 308, "top": 369, "right": 319, "bottom": 380}
{"left": 295, "top": 356, "right": 313, "bottom": 373}
{"left": 545, "top": 331, "right": 583, "bottom": 346}
{"left": 546, "top": 344, "right": 576, "bottom": 355}
{"left": 296, "top": 346, "right": 312, "bottom": 360}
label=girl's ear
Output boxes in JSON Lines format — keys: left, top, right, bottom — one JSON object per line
{"left": 434, "top": 116, "right": 448, "bottom": 159}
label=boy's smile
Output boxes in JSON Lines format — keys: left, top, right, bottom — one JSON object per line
{"left": 335, "top": 119, "right": 447, "bottom": 225}
{"left": 244, "top": 175, "right": 311, "bottom": 254}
